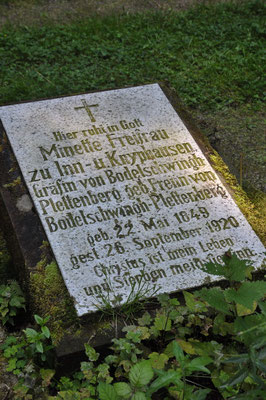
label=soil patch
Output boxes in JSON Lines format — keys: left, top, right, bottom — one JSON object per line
{"left": 1, "top": 0, "right": 238, "bottom": 27}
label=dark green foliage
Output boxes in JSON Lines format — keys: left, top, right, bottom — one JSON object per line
{"left": 0, "top": 280, "right": 26, "bottom": 325}
{"left": 0, "top": 1, "right": 265, "bottom": 111}
{"left": 1, "top": 252, "right": 266, "bottom": 398}
{"left": 195, "top": 287, "right": 232, "bottom": 315}
{"left": 200, "top": 253, "right": 253, "bottom": 282}
{"left": 225, "top": 281, "right": 266, "bottom": 309}
{"left": 1, "top": 314, "right": 55, "bottom": 397}
{"left": 1, "top": 314, "right": 54, "bottom": 371}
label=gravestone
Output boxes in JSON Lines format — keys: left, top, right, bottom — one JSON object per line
{"left": 0, "top": 84, "right": 265, "bottom": 352}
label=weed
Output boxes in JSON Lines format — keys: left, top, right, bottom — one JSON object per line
{"left": 2, "top": 253, "right": 265, "bottom": 399}
{"left": 94, "top": 268, "right": 160, "bottom": 322}
{"left": 1, "top": 314, "right": 55, "bottom": 398}
{"left": 0, "top": 280, "right": 26, "bottom": 325}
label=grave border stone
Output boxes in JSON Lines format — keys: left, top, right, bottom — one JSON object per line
{"left": 0, "top": 83, "right": 265, "bottom": 357}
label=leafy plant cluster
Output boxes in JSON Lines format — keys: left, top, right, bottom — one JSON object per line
{"left": 0, "top": 0, "right": 265, "bottom": 111}
{"left": 1, "top": 314, "right": 55, "bottom": 399}
{"left": 0, "top": 280, "right": 26, "bottom": 325}
{"left": 1, "top": 254, "right": 265, "bottom": 399}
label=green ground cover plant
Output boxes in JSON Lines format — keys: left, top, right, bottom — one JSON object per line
{"left": 1, "top": 0, "right": 265, "bottom": 192}
{"left": 0, "top": 0, "right": 265, "bottom": 112}
{"left": 0, "top": 280, "right": 26, "bottom": 325}
{"left": 1, "top": 254, "right": 265, "bottom": 399}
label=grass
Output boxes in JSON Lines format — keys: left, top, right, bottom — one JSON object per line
{"left": 0, "top": 1, "right": 265, "bottom": 110}
{"left": 0, "top": 0, "right": 265, "bottom": 192}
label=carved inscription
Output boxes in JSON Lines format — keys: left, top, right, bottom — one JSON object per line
{"left": 0, "top": 84, "right": 265, "bottom": 316}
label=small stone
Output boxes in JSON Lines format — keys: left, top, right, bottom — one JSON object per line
{"left": 16, "top": 194, "right": 33, "bottom": 212}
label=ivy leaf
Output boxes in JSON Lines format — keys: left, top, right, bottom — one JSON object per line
{"left": 125, "top": 330, "right": 142, "bottom": 343}
{"left": 213, "top": 313, "right": 234, "bottom": 336}
{"left": 97, "top": 363, "right": 112, "bottom": 382}
{"left": 119, "top": 359, "right": 132, "bottom": 372}
{"left": 149, "top": 325, "right": 160, "bottom": 338}
{"left": 164, "top": 341, "right": 174, "bottom": 358}
{"left": 16, "top": 359, "right": 26, "bottom": 369}
{"left": 129, "top": 360, "right": 154, "bottom": 387}
{"left": 1, "top": 308, "right": 9, "bottom": 318}
{"left": 3, "top": 345, "right": 18, "bottom": 358}
{"left": 124, "top": 326, "right": 150, "bottom": 341}
{"left": 223, "top": 254, "right": 253, "bottom": 281}
{"left": 7, "top": 358, "right": 17, "bottom": 371}
{"left": 40, "top": 368, "right": 55, "bottom": 387}
{"left": 157, "top": 293, "right": 170, "bottom": 307}
{"left": 148, "top": 352, "right": 169, "bottom": 369}
{"left": 138, "top": 312, "right": 152, "bottom": 326}
{"left": 183, "top": 291, "right": 207, "bottom": 313}
{"left": 195, "top": 288, "right": 231, "bottom": 315}
{"left": 80, "top": 361, "right": 94, "bottom": 380}
{"left": 199, "top": 261, "right": 226, "bottom": 276}
{"left": 176, "top": 339, "right": 196, "bottom": 355}
{"left": 84, "top": 343, "right": 99, "bottom": 361}
{"left": 98, "top": 382, "right": 118, "bottom": 400}
{"left": 105, "top": 355, "right": 118, "bottom": 365}
{"left": 225, "top": 281, "right": 266, "bottom": 309}
{"left": 200, "top": 254, "right": 252, "bottom": 282}
{"left": 236, "top": 302, "right": 257, "bottom": 316}
{"left": 3, "top": 335, "right": 17, "bottom": 346}
{"left": 0, "top": 285, "right": 7, "bottom": 296}
{"left": 113, "top": 382, "right": 131, "bottom": 398}
{"left": 9, "top": 296, "right": 23, "bottom": 307}
{"left": 154, "top": 313, "right": 171, "bottom": 331}
{"left": 188, "top": 340, "right": 224, "bottom": 361}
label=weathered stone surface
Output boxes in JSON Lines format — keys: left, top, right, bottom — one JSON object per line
{"left": 0, "top": 84, "right": 265, "bottom": 317}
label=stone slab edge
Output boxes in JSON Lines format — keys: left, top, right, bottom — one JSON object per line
{"left": 0, "top": 83, "right": 265, "bottom": 358}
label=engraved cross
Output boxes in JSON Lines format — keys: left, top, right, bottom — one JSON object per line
{"left": 74, "top": 99, "right": 99, "bottom": 123}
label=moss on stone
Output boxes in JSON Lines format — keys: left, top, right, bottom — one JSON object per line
{"left": 26, "top": 242, "right": 124, "bottom": 351}
{"left": 3, "top": 176, "right": 21, "bottom": 188}
{"left": 210, "top": 151, "right": 266, "bottom": 246}
{"left": 29, "top": 255, "right": 78, "bottom": 345}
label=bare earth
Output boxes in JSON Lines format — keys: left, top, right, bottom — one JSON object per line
{"left": 0, "top": 0, "right": 235, "bottom": 27}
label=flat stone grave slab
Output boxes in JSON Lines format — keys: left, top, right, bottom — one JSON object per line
{"left": 0, "top": 84, "right": 265, "bottom": 317}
